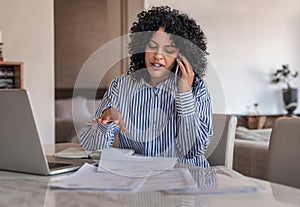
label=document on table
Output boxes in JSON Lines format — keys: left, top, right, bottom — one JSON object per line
{"left": 49, "top": 163, "right": 197, "bottom": 192}
{"left": 212, "top": 166, "right": 261, "bottom": 194}
{"left": 49, "top": 163, "right": 145, "bottom": 191}
{"left": 165, "top": 165, "right": 260, "bottom": 195}
{"left": 138, "top": 168, "right": 197, "bottom": 192}
{"left": 50, "top": 149, "right": 197, "bottom": 192}
{"left": 98, "top": 148, "right": 177, "bottom": 177}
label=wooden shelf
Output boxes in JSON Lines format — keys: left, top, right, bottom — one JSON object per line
{"left": 236, "top": 114, "right": 299, "bottom": 129}
{"left": 0, "top": 61, "right": 24, "bottom": 89}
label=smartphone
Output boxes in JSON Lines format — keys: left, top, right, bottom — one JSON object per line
{"left": 175, "top": 55, "right": 184, "bottom": 76}
{"left": 174, "top": 56, "right": 181, "bottom": 87}
{"left": 175, "top": 64, "right": 179, "bottom": 76}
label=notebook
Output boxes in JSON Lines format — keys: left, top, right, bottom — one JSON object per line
{"left": 0, "top": 89, "right": 86, "bottom": 175}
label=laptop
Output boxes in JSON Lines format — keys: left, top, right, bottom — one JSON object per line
{"left": 0, "top": 89, "right": 86, "bottom": 175}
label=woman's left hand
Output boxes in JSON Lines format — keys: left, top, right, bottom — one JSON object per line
{"left": 176, "top": 54, "right": 195, "bottom": 93}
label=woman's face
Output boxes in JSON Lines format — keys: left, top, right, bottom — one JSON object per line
{"left": 145, "top": 27, "right": 179, "bottom": 83}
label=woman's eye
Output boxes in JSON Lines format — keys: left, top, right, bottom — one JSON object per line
{"left": 165, "top": 48, "right": 176, "bottom": 54}
{"left": 147, "top": 42, "right": 157, "bottom": 49}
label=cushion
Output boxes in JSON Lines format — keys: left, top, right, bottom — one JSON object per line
{"left": 55, "top": 96, "right": 91, "bottom": 121}
{"left": 235, "top": 126, "right": 272, "bottom": 142}
{"left": 233, "top": 139, "right": 269, "bottom": 179}
{"left": 86, "top": 99, "right": 102, "bottom": 115}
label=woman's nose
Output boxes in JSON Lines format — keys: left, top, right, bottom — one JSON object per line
{"left": 154, "top": 47, "right": 164, "bottom": 59}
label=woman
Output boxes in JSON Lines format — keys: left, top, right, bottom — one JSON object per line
{"left": 80, "top": 6, "right": 213, "bottom": 167}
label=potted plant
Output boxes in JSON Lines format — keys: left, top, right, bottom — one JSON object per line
{"left": 271, "top": 64, "right": 299, "bottom": 115}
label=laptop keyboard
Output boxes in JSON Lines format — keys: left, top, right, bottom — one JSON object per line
{"left": 48, "top": 162, "right": 72, "bottom": 169}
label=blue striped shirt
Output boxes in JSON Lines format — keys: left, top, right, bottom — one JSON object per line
{"left": 80, "top": 73, "right": 213, "bottom": 167}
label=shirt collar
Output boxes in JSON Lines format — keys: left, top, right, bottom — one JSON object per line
{"left": 136, "top": 73, "right": 177, "bottom": 92}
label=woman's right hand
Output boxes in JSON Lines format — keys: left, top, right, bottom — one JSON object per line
{"left": 94, "top": 107, "right": 128, "bottom": 133}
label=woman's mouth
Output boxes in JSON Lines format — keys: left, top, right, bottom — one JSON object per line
{"left": 151, "top": 62, "right": 165, "bottom": 70}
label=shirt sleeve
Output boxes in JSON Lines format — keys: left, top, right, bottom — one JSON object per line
{"left": 79, "top": 77, "right": 120, "bottom": 151}
{"left": 174, "top": 78, "right": 213, "bottom": 162}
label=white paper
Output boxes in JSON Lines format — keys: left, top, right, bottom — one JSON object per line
{"left": 138, "top": 168, "right": 197, "bottom": 192}
{"left": 212, "top": 166, "right": 260, "bottom": 193}
{"left": 166, "top": 166, "right": 260, "bottom": 195}
{"left": 49, "top": 163, "right": 197, "bottom": 192}
{"left": 98, "top": 148, "right": 177, "bottom": 177}
{"left": 49, "top": 163, "right": 259, "bottom": 194}
{"left": 49, "top": 163, "right": 146, "bottom": 191}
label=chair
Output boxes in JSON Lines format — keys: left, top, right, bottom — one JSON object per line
{"left": 265, "top": 117, "right": 300, "bottom": 188}
{"left": 205, "top": 114, "right": 237, "bottom": 169}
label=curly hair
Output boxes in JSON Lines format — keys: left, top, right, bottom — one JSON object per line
{"left": 128, "top": 6, "right": 208, "bottom": 78}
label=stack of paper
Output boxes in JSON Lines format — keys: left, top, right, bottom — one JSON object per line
{"left": 50, "top": 149, "right": 260, "bottom": 194}
{"left": 49, "top": 163, "right": 145, "bottom": 191}
{"left": 98, "top": 148, "right": 178, "bottom": 177}
{"left": 50, "top": 149, "right": 197, "bottom": 192}
{"left": 49, "top": 163, "right": 197, "bottom": 192}
{"left": 165, "top": 165, "right": 260, "bottom": 195}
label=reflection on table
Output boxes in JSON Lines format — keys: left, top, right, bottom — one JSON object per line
{"left": 0, "top": 143, "right": 300, "bottom": 207}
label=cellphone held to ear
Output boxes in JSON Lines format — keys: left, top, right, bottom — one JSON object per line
{"left": 175, "top": 55, "right": 184, "bottom": 76}
{"left": 174, "top": 56, "right": 182, "bottom": 86}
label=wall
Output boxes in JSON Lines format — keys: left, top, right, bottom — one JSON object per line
{"left": 145, "top": 0, "right": 300, "bottom": 115}
{"left": 0, "top": 0, "right": 54, "bottom": 144}
{"left": 55, "top": 0, "right": 144, "bottom": 89}
{"left": 55, "top": 0, "right": 112, "bottom": 88}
